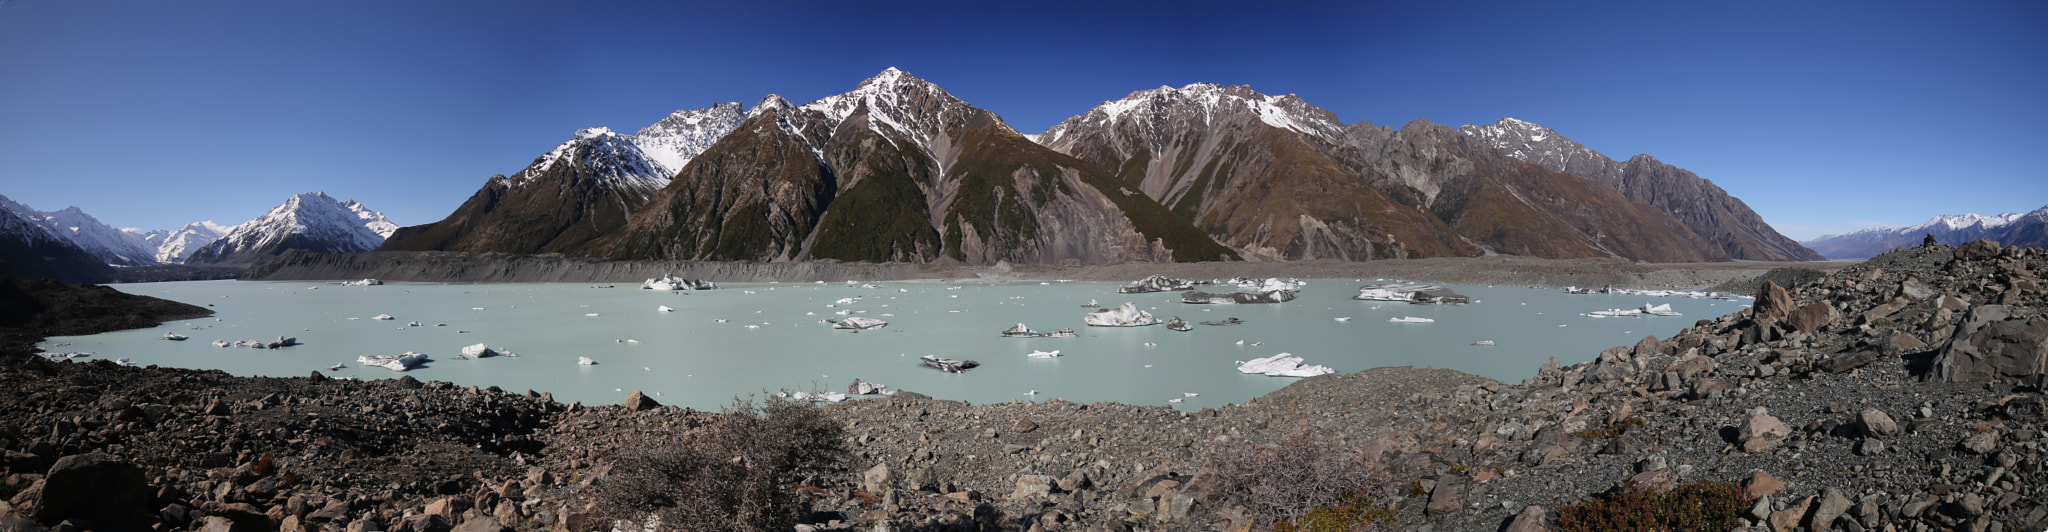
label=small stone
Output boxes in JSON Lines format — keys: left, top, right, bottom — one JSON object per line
{"left": 1010, "top": 475, "right": 1055, "bottom": 500}
{"left": 1744, "top": 471, "right": 1786, "bottom": 500}
{"left": 1770, "top": 495, "right": 1815, "bottom": 532}
{"left": 1857, "top": 437, "right": 1886, "bottom": 456}
{"left": 1859, "top": 408, "right": 1900, "bottom": 437}
{"left": 1811, "top": 488, "right": 1852, "bottom": 529}
{"left": 863, "top": 463, "right": 891, "bottom": 493}
{"left": 1962, "top": 431, "right": 2001, "bottom": 454}
{"left": 623, "top": 391, "right": 659, "bottom": 411}
{"left": 1058, "top": 470, "right": 1090, "bottom": 492}
{"left": 1504, "top": 505, "right": 1547, "bottom": 532}
{"left": 1627, "top": 467, "right": 1679, "bottom": 493}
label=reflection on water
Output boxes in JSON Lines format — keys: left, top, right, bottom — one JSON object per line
{"left": 42, "top": 279, "right": 1745, "bottom": 410}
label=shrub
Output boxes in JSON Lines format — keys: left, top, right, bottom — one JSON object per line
{"left": 1574, "top": 417, "right": 1646, "bottom": 439}
{"left": 588, "top": 395, "right": 849, "bottom": 531}
{"left": 1199, "top": 434, "right": 1398, "bottom": 531}
{"left": 1552, "top": 481, "right": 1746, "bottom": 532}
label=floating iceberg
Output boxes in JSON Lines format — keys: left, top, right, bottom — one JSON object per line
{"left": 1181, "top": 290, "right": 1296, "bottom": 304}
{"left": 1236, "top": 353, "right": 1335, "bottom": 377}
{"left": 1388, "top": 316, "right": 1435, "bottom": 323}
{"left": 1199, "top": 317, "right": 1245, "bottom": 326}
{"left": 461, "top": 343, "right": 497, "bottom": 358}
{"left": 1084, "top": 302, "right": 1159, "bottom": 327}
{"left": 1001, "top": 323, "right": 1046, "bottom": 338}
{"left": 1118, "top": 274, "right": 1198, "bottom": 294}
{"left": 1047, "top": 328, "right": 1077, "bottom": 338}
{"left": 1642, "top": 303, "right": 1683, "bottom": 316}
{"left": 358, "top": 352, "right": 427, "bottom": 371}
{"left": 1353, "top": 284, "right": 1468, "bottom": 304}
{"left": 1166, "top": 317, "right": 1192, "bottom": 331}
{"left": 791, "top": 391, "right": 848, "bottom": 403}
{"left": 210, "top": 339, "right": 229, "bottom": 347}
{"left": 1586, "top": 308, "right": 1641, "bottom": 318}
{"left": 340, "top": 278, "right": 383, "bottom": 287}
{"left": 371, "top": 314, "right": 394, "bottom": 320}
{"left": 641, "top": 274, "right": 716, "bottom": 291}
{"left": 267, "top": 336, "right": 298, "bottom": 349}
{"left": 1228, "top": 277, "right": 1305, "bottom": 292}
{"left": 657, "top": 305, "right": 674, "bottom": 312}
{"left": 114, "top": 358, "right": 137, "bottom": 367}
{"left": 577, "top": 356, "right": 597, "bottom": 366}
{"left": 920, "top": 355, "right": 980, "bottom": 373}
{"left": 1080, "top": 299, "right": 1100, "bottom": 308}
{"left": 1027, "top": 349, "right": 1062, "bottom": 358}
{"left": 835, "top": 316, "right": 888, "bottom": 330}
{"left": 1472, "top": 340, "right": 1496, "bottom": 346}
{"left": 163, "top": 332, "right": 188, "bottom": 341}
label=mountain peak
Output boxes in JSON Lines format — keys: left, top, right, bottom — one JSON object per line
{"left": 749, "top": 95, "right": 793, "bottom": 118}
{"left": 188, "top": 192, "right": 394, "bottom": 265}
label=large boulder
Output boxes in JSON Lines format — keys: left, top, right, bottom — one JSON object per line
{"left": 1754, "top": 282, "right": 1795, "bottom": 321}
{"left": 1955, "top": 240, "right": 2002, "bottom": 260}
{"left": 623, "top": 391, "right": 660, "bottom": 411}
{"left": 1785, "top": 302, "right": 1839, "bottom": 334}
{"left": 1931, "top": 305, "right": 2048, "bottom": 385}
{"left": 9, "top": 452, "right": 152, "bottom": 529}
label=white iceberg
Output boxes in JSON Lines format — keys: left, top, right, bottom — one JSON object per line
{"left": 834, "top": 316, "right": 888, "bottom": 330}
{"left": 1388, "top": 316, "right": 1435, "bottom": 323}
{"left": 1642, "top": 303, "right": 1682, "bottom": 316}
{"left": 642, "top": 274, "right": 716, "bottom": 291}
{"left": 577, "top": 356, "right": 598, "bottom": 366}
{"left": 461, "top": 343, "right": 497, "bottom": 358}
{"left": 791, "top": 391, "right": 849, "bottom": 403}
{"left": 341, "top": 278, "right": 383, "bottom": 286}
{"left": 848, "top": 379, "right": 888, "bottom": 395}
{"left": 371, "top": 314, "right": 394, "bottom": 320}
{"left": 1586, "top": 308, "right": 1641, "bottom": 317}
{"left": 163, "top": 332, "right": 188, "bottom": 341}
{"left": 657, "top": 305, "right": 674, "bottom": 312}
{"left": 1236, "top": 353, "right": 1335, "bottom": 377}
{"left": 358, "top": 352, "right": 427, "bottom": 371}
{"left": 210, "top": 339, "right": 229, "bottom": 348}
{"left": 1027, "top": 349, "right": 1062, "bottom": 358}
{"left": 1084, "top": 302, "right": 1159, "bottom": 327}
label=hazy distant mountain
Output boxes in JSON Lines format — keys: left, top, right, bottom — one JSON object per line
{"left": 381, "top": 102, "right": 749, "bottom": 254}
{"left": 133, "top": 221, "right": 231, "bottom": 263}
{"left": 187, "top": 192, "right": 396, "bottom": 266}
{"left": 0, "top": 194, "right": 158, "bottom": 266}
{"left": 1458, "top": 118, "right": 1823, "bottom": 261}
{"left": 1803, "top": 205, "right": 2048, "bottom": 259}
{"left": 0, "top": 194, "right": 114, "bottom": 282}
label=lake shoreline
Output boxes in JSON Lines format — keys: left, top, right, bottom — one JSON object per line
{"left": 245, "top": 249, "right": 1854, "bottom": 291}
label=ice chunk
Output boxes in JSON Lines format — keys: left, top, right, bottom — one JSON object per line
{"left": 358, "top": 352, "right": 427, "bottom": 371}
{"left": 1235, "top": 353, "right": 1335, "bottom": 377}
{"left": 1083, "top": 302, "right": 1159, "bottom": 327}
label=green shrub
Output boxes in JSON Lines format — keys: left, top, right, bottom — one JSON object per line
{"left": 588, "top": 395, "right": 849, "bottom": 531}
{"left": 1552, "top": 481, "right": 1745, "bottom": 532}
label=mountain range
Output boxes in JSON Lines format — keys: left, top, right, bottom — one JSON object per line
{"left": 1801, "top": 204, "right": 2048, "bottom": 259}
{"left": 0, "top": 192, "right": 395, "bottom": 280}
{"left": 387, "top": 69, "right": 1819, "bottom": 265}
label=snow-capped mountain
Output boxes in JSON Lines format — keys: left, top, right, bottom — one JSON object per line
{"left": 134, "top": 221, "right": 231, "bottom": 263}
{"left": 1038, "top": 82, "right": 1347, "bottom": 149}
{"left": 1458, "top": 117, "right": 1823, "bottom": 262}
{"left": 0, "top": 193, "right": 158, "bottom": 266}
{"left": 186, "top": 192, "right": 396, "bottom": 266}
{"left": 382, "top": 102, "right": 751, "bottom": 255}
{"left": 1803, "top": 205, "right": 2048, "bottom": 259}
{"left": 0, "top": 194, "right": 117, "bottom": 281}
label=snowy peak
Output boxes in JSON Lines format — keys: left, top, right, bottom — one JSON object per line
{"left": 516, "top": 102, "right": 751, "bottom": 193}
{"left": 1038, "top": 82, "right": 1346, "bottom": 148}
{"left": 748, "top": 94, "right": 793, "bottom": 119}
{"left": 137, "top": 220, "right": 230, "bottom": 263}
{"left": 1457, "top": 117, "right": 1613, "bottom": 173}
{"left": 797, "top": 68, "right": 992, "bottom": 148}
{"left": 188, "top": 192, "right": 394, "bottom": 265}
{"left": 0, "top": 193, "right": 157, "bottom": 265}
{"left": 1802, "top": 204, "right": 2048, "bottom": 259}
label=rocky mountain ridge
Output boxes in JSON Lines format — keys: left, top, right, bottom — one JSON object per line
{"left": 134, "top": 221, "right": 231, "bottom": 264}
{"left": 0, "top": 194, "right": 158, "bottom": 266}
{"left": 1804, "top": 205, "right": 2048, "bottom": 259}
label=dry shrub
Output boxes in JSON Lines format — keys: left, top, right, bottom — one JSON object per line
{"left": 589, "top": 394, "right": 849, "bottom": 532}
{"left": 1200, "top": 434, "right": 1398, "bottom": 531}
{"left": 1553, "top": 481, "right": 1745, "bottom": 532}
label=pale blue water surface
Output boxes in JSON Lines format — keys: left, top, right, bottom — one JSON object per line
{"left": 41, "top": 280, "right": 1746, "bottom": 410}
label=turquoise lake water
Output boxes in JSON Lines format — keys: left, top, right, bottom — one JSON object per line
{"left": 40, "top": 279, "right": 1746, "bottom": 410}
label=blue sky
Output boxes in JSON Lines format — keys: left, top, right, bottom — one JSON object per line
{"left": 1, "top": 0, "right": 2042, "bottom": 241}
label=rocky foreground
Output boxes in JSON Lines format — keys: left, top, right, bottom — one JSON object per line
{"left": 0, "top": 240, "right": 2040, "bottom": 531}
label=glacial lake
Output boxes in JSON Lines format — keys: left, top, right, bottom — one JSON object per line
{"left": 40, "top": 279, "right": 1747, "bottom": 410}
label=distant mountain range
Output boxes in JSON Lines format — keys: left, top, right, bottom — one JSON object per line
{"left": 387, "top": 69, "right": 1819, "bottom": 265}
{"left": 0, "top": 192, "right": 394, "bottom": 280}
{"left": 1802, "top": 205, "right": 2048, "bottom": 259}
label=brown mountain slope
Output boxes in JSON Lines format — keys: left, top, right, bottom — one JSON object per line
{"left": 591, "top": 108, "right": 836, "bottom": 262}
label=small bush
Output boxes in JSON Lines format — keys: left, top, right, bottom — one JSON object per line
{"left": 1275, "top": 489, "right": 1398, "bottom": 532}
{"left": 1552, "top": 481, "right": 1745, "bottom": 532}
{"left": 1199, "top": 434, "right": 1398, "bottom": 531}
{"left": 588, "top": 395, "right": 849, "bottom": 532}
{"left": 1574, "top": 417, "right": 1646, "bottom": 439}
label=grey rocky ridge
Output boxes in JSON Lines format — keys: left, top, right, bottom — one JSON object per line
{"left": 185, "top": 191, "right": 396, "bottom": 266}
{"left": 1803, "top": 204, "right": 2048, "bottom": 260}
{"left": 5, "top": 238, "right": 2043, "bottom": 531}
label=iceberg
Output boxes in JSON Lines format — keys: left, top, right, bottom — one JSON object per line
{"left": 577, "top": 356, "right": 598, "bottom": 365}
{"left": 920, "top": 355, "right": 980, "bottom": 373}
{"left": 1642, "top": 303, "right": 1683, "bottom": 316}
{"left": 1080, "top": 299, "right": 1100, "bottom": 308}
{"left": 460, "top": 343, "right": 497, "bottom": 358}
{"left": 1001, "top": 323, "right": 1046, "bottom": 338}
{"left": 1472, "top": 340, "right": 1496, "bottom": 346}
{"left": 1166, "top": 316, "right": 1192, "bottom": 331}
{"left": 1084, "top": 302, "right": 1160, "bottom": 327}
{"left": 1199, "top": 317, "right": 1245, "bottom": 326}
{"left": 340, "top": 278, "right": 383, "bottom": 286}
{"left": 1354, "top": 284, "right": 1469, "bottom": 304}
{"left": 1027, "top": 349, "right": 1062, "bottom": 358}
{"left": 1118, "top": 274, "right": 1198, "bottom": 293}
{"left": 791, "top": 391, "right": 848, "bottom": 403}
{"left": 163, "top": 332, "right": 188, "bottom": 341}
{"left": 1586, "top": 308, "right": 1642, "bottom": 317}
{"left": 266, "top": 336, "right": 298, "bottom": 349}
{"left": 358, "top": 352, "right": 427, "bottom": 371}
{"left": 1388, "top": 316, "right": 1435, "bottom": 323}
{"left": 1235, "top": 353, "right": 1335, "bottom": 377}
{"left": 371, "top": 314, "right": 394, "bottom": 320}
{"left": 1181, "top": 290, "right": 1296, "bottom": 304}
{"left": 1046, "top": 328, "right": 1077, "bottom": 338}
{"left": 657, "top": 305, "right": 674, "bottom": 312}
{"left": 1228, "top": 277, "right": 1305, "bottom": 292}
{"left": 834, "top": 316, "right": 888, "bottom": 330}
{"left": 210, "top": 339, "right": 229, "bottom": 347}
{"left": 641, "top": 274, "right": 716, "bottom": 291}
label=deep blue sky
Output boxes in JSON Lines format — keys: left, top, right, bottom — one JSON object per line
{"left": 2, "top": 0, "right": 2042, "bottom": 241}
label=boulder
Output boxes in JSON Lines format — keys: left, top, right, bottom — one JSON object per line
{"left": 1754, "top": 282, "right": 1795, "bottom": 321}
{"left": 1425, "top": 477, "right": 1463, "bottom": 516}
{"left": 1626, "top": 467, "right": 1679, "bottom": 493}
{"left": 1738, "top": 407, "right": 1791, "bottom": 453}
{"left": 449, "top": 516, "right": 510, "bottom": 532}
{"left": 863, "top": 463, "right": 891, "bottom": 493}
{"left": 1931, "top": 305, "right": 2048, "bottom": 385}
{"left": 1010, "top": 475, "right": 1055, "bottom": 500}
{"left": 1810, "top": 488, "right": 1852, "bottom": 530}
{"left": 1900, "top": 277, "right": 1936, "bottom": 300}
{"left": 1859, "top": 408, "right": 1900, "bottom": 437}
{"left": 623, "top": 391, "right": 660, "bottom": 411}
{"left": 10, "top": 452, "right": 150, "bottom": 529}
{"left": 1785, "top": 302, "right": 1838, "bottom": 334}
{"left": 1955, "top": 240, "right": 2002, "bottom": 260}
{"left": 1770, "top": 495, "right": 1815, "bottom": 532}
{"left": 1504, "top": 505, "right": 1547, "bottom": 532}
{"left": 1744, "top": 471, "right": 1785, "bottom": 500}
